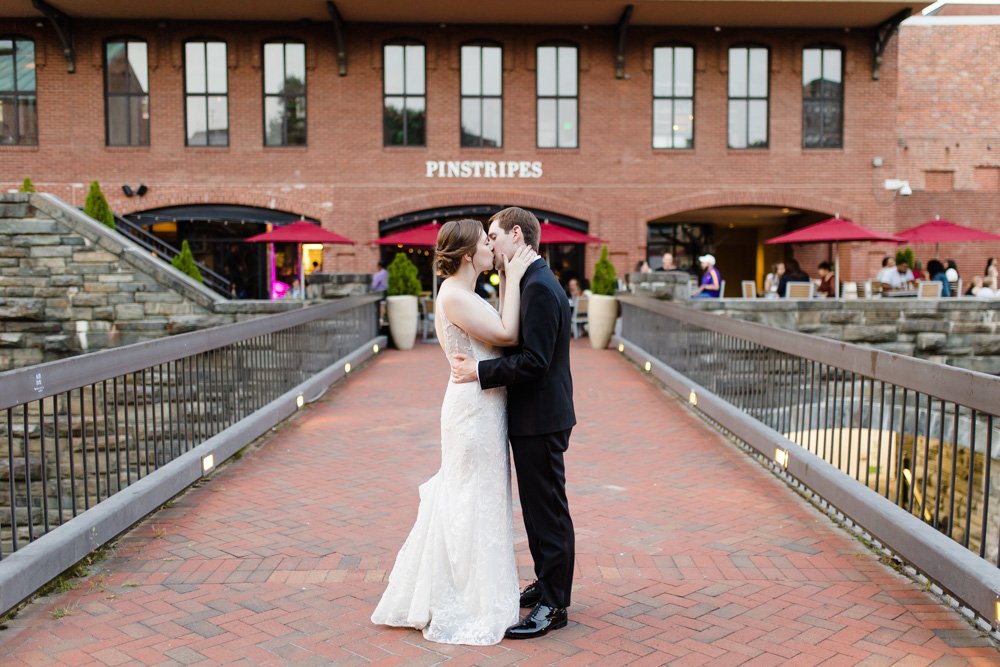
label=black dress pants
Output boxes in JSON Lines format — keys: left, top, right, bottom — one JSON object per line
{"left": 510, "top": 428, "right": 575, "bottom": 608}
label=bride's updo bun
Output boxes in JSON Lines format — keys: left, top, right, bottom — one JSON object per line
{"left": 435, "top": 219, "right": 485, "bottom": 277}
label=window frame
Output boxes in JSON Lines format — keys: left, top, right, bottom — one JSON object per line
{"left": 651, "top": 42, "right": 695, "bottom": 150}
{"left": 103, "top": 37, "right": 151, "bottom": 147}
{"left": 727, "top": 44, "right": 770, "bottom": 150}
{"left": 535, "top": 41, "right": 579, "bottom": 149}
{"left": 459, "top": 40, "right": 503, "bottom": 148}
{"left": 262, "top": 39, "right": 307, "bottom": 147}
{"left": 382, "top": 39, "right": 427, "bottom": 147}
{"left": 0, "top": 36, "right": 37, "bottom": 146}
{"left": 801, "top": 44, "right": 844, "bottom": 149}
{"left": 183, "top": 38, "right": 230, "bottom": 147}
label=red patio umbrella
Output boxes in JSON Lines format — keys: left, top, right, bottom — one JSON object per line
{"left": 897, "top": 220, "right": 1000, "bottom": 255}
{"left": 246, "top": 220, "right": 355, "bottom": 300}
{"left": 765, "top": 217, "right": 905, "bottom": 297}
{"left": 372, "top": 221, "right": 442, "bottom": 247}
{"left": 539, "top": 222, "right": 605, "bottom": 245}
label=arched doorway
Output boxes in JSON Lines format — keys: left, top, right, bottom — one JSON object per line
{"left": 647, "top": 205, "right": 829, "bottom": 296}
{"left": 126, "top": 205, "right": 318, "bottom": 299}
{"left": 379, "top": 204, "right": 592, "bottom": 292}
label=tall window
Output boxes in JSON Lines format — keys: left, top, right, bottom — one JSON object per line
{"left": 536, "top": 44, "right": 577, "bottom": 148}
{"left": 185, "top": 41, "right": 228, "bottom": 146}
{"left": 383, "top": 42, "right": 426, "bottom": 146}
{"left": 263, "top": 41, "right": 306, "bottom": 146}
{"left": 652, "top": 45, "right": 694, "bottom": 149}
{"left": 0, "top": 38, "right": 37, "bottom": 145}
{"left": 802, "top": 47, "right": 843, "bottom": 148}
{"left": 460, "top": 43, "right": 502, "bottom": 148}
{"left": 728, "top": 46, "right": 768, "bottom": 149}
{"left": 105, "top": 39, "right": 149, "bottom": 146}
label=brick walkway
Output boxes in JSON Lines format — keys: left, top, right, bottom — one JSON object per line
{"left": 2, "top": 341, "right": 999, "bottom": 666}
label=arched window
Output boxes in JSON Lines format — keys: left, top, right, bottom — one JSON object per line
{"left": 460, "top": 41, "right": 502, "bottom": 147}
{"left": 383, "top": 40, "right": 426, "bottom": 146}
{"left": 652, "top": 43, "right": 694, "bottom": 149}
{"left": 184, "top": 40, "right": 228, "bottom": 146}
{"left": 536, "top": 42, "right": 578, "bottom": 148}
{"left": 0, "top": 37, "right": 37, "bottom": 145}
{"left": 105, "top": 38, "right": 150, "bottom": 146}
{"left": 802, "top": 45, "right": 843, "bottom": 148}
{"left": 728, "top": 44, "right": 769, "bottom": 149}
{"left": 263, "top": 40, "right": 306, "bottom": 146}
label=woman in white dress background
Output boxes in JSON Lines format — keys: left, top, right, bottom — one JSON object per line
{"left": 371, "top": 219, "right": 536, "bottom": 645}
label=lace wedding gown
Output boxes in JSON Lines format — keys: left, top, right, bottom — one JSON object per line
{"left": 371, "top": 294, "right": 520, "bottom": 645}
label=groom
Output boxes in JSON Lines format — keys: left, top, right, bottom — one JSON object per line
{"left": 451, "top": 206, "right": 576, "bottom": 639}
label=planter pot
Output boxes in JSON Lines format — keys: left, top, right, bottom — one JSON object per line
{"left": 587, "top": 294, "right": 619, "bottom": 349}
{"left": 387, "top": 295, "right": 419, "bottom": 350}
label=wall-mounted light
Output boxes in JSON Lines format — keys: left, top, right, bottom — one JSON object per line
{"left": 884, "top": 179, "right": 912, "bottom": 197}
{"left": 122, "top": 184, "right": 134, "bottom": 197}
{"left": 136, "top": 184, "right": 148, "bottom": 197}
{"left": 122, "top": 184, "right": 149, "bottom": 198}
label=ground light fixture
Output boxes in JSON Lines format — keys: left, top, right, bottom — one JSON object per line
{"left": 344, "top": 362, "right": 352, "bottom": 373}
{"left": 688, "top": 390, "right": 697, "bottom": 406}
{"left": 644, "top": 361, "right": 652, "bottom": 372}
{"left": 373, "top": 344, "right": 380, "bottom": 354}
{"left": 618, "top": 343, "right": 625, "bottom": 353}
{"left": 296, "top": 394, "right": 304, "bottom": 409}
{"left": 775, "top": 448, "right": 789, "bottom": 469}
{"left": 201, "top": 454, "right": 215, "bottom": 474}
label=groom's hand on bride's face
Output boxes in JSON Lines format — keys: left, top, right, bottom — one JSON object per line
{"left": 450, "top": 353, "right": 478, "bottom": 384}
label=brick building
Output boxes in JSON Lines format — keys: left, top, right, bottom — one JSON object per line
{"left": 1, "top": 0, "right": 997, "bottom": 297}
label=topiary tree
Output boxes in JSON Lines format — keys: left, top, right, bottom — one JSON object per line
{"left": 387, "top": 252, "right": 422, "bottom": 296}
{"left": 19, "top": 177, "right": 35, "bottom": 193}
{"left": 895, "top": 247, "right": 915, "bottom": 268}
{"left": 591, "top": 245, "right": 618, "bottom": 296}
{"left": 171, "top": 240, "right": 204, "bottom": 283}
{"left": 83, "top": 180, "right": 115, "bottom": 230}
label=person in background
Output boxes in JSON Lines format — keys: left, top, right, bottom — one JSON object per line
{"left": 777, "top": 258, "right": 811, "bottom": 298}
{"left": 967, "top": 275, "right": 996, "bottom": 298}
{"left": 371, "top": 260, "right": 388, "bottom": 293}
{"left": 945, "top": 260, "right": 959, "bottom": 283}
{"left": 911, "top": 259, "right": 924, "bottom": 281}
{"left": 764, "top": 262, "right": 785, "bottom": 298}
{"left": 885, "top": 259, "right": 915, "bottom": 290}
{"left": 985, "top": 257, "right": 998, "bottom": 290}
{"left": 691, "top": 254, "right": 721, "bottom": 299}
{"left": 876, "top": 256, "right": 896, "bottom": 285}
{"left": 817, "top": 261, "right": 835, "bottom": 298}
{"left": 636, "top": 260, "right": 652, "bottom": 273}
{"left": 926, "top": 259, "right": 951, "bottom": 297}
{"left": 660, "top": 252, "right": 678, "bottom": 271}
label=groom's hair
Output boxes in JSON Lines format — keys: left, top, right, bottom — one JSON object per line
{"left": 435, "top": 218, "right": 485, "bottom": 276}
{"left": 490, "top": 207, "right": 540, "bottom": 252}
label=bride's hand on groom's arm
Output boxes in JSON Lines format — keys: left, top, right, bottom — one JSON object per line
{"left": 450, "top": 353, "right": 478, "bottom": 384}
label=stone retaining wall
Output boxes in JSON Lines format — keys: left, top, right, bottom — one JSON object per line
{"left": 0, "top": 193, "right": 373, "bottom": 370}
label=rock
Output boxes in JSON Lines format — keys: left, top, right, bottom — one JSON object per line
{"left": 0, "top": 298, "right": 45, "bottom": 320}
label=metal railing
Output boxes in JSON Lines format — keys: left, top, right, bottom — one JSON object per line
{"left": 112, "top": 213, "right": 231, "bottom": 297}
{"left": 0, "top": 296, "right": 380, "bottom": 562}
{"left": 618, "top": 296, "right": 1000, "bottom": 627}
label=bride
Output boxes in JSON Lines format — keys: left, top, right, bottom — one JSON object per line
{"left": 371, "top": 218, "right": 536, "bottom": 645}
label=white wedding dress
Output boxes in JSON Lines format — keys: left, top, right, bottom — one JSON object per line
{"left": 371, "top": 294, "right": 520, "bottom": 645}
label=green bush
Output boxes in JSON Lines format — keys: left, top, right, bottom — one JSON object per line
{"left": 171, "top": 240, "right": 204, "bottom": 283}
{"left": 19, "top": 178, "right": 35, "bottom": 193}
{"left": 387, "top": 252, "right": 422, "bottom": 297}
{"left": 83, "top": 181, "right": 115, "bottom": 230}
{"left": 591, "top": 245, "right": 618, "bottom": 296}
{"left": 895, "top": 247, "right": 914, "bottom": 268}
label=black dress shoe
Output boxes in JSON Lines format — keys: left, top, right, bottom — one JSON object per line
{"left": 504, "top": 603, "right": 568, "bottom": 639}
{"left": 519, "top": 581, "right": 542, "bottom": 608}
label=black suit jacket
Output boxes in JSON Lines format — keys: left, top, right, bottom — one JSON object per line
{"left": 479, "top": 258, "right": 576, "bottom": 437}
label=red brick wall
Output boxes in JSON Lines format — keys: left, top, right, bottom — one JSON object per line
{"left": 1, "top": 18, "right": 913, "bottom": 287}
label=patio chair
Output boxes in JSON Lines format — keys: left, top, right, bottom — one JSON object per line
{"left": 420, "top": 296, "right": 436, "bottom": 340}
{"left": 741, "top": 280, "right": 757, "bottom": 299}
{"left": 570, "top": 297, "right": 589, "bottom": 338}
{"left": 949, "top": 278, "right": 962, "bottom": 297}
{"left": 785, "top": 281, "right": 814, "bottom": 299}
{"left": 917, "top": 280, "right": 942, "bottom": 298}
{"left": 841, "top": 281, "right": 858, "bottom": 299}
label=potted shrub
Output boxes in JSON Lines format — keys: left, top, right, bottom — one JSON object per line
{"left": 386, "top": 252, "right": 422, "bottom": 350}
{"left": 587, "top": 245, "right": 619, "bottom": 349}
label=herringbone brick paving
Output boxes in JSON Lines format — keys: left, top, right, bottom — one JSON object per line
{"left": 2, "top": 341, "right": 998, "bottom": 666}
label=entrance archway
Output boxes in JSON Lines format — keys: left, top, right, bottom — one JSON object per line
{"left": 127, "top": 205, "right": 318, "bottom": 299}
{"left": 647, "top": 205, "right": 829, "bottom": 296}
